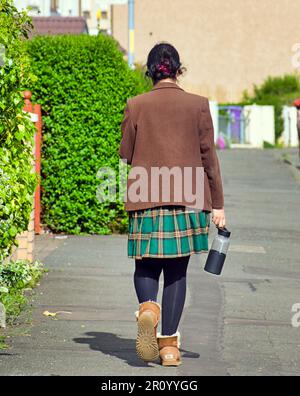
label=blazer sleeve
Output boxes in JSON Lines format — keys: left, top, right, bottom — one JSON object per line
{"left": 119, "top": 99, "right": 137, "bottom": 165}
{"left": 199, "top": 98, "right": 224, "bottom": 209}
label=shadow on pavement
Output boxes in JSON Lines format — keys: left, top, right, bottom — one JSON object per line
{"left": 73, "top": 331, "right": 200, "bottom": 368}
{"left": 73, "top": 331, "right": 154, "bottom": 367}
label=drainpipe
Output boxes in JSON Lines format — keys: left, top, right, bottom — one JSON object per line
{"left": 128, "top": 0, "right": 135, "bottom": 69}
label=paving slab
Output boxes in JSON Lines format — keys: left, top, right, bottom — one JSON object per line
{"left": 1, "top": 148, "right": 300, "bottom": 376}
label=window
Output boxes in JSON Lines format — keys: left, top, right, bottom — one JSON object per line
{"left": 83, "top": 10, "right": 91, "bottom": 19}
{"left": 101, "top": 10, "right": 108, "bottom": 19}
{"left": 50, "top": 0, "right": 59, "bottom": 15}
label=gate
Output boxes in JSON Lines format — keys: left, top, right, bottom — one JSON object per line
{"left": 218, "top": 106, "right": 245, "bottom": 144}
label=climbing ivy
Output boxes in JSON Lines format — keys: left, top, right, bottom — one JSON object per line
{"left": 0, "top": 0, "right": 37, "bottom": 263}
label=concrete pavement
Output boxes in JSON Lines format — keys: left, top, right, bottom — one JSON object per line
{"left": 1, "top": 148, "right": 300, "bottom": 376}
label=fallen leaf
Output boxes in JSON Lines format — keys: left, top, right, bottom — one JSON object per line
{"left": 42, "top": 310, "right": 72, "bottom": 318}
{"left": 43, "top": 310, "right": 57, "bottom": 317}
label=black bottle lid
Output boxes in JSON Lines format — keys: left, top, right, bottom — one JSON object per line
{"left": 217, "top": 227, "right": 231, "bottom": 238}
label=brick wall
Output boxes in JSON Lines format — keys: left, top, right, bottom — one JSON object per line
{"left": 10, "top": 205, "right": 35, "bottom": 262}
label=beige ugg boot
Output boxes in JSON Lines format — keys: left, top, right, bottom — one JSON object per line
{"left": 157, "top": 331, "right": 182, "bottom": 366}
{"left": 134, "top": 301, "right": 161, "bottom": 362}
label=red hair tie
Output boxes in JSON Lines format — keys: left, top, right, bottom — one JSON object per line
{"left": 157, "top": 63, "right": 171, "bottom": 74}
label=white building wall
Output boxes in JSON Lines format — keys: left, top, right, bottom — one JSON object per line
{"left": 59, "top": 0, "right": 78, "bottom": 16}
{"left": 14, "top": 0, "right": 51, "bottom": 16}
{"left": 14, "top": 0, "right": 119, "bottom": 35}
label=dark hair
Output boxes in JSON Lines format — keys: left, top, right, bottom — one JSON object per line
{"left": 145, "top": 42, "right": 186, "bottom": 84}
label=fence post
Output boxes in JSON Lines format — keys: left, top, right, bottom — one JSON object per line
{"left": 33, "top": 102, "right": 42, "bottom": 235}
{"left": 23, "top": 91, "right": 42, "bottom": 235}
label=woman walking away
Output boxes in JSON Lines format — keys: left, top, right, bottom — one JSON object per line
{"left": 119, "top": 43, "right": 225, "bottom": 367}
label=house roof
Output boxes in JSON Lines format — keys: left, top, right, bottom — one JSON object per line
{"left": 31, "top": 17, "right": 89, "bottom": 36}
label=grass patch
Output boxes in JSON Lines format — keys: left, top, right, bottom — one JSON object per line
{"left": 281, "top": 152, "right": 292, "bottom": 164}
{"left": 0, "top": 260, "right": 45, "bottom": 327}
{"left": 0, "top": 335, "right": 8, "bottom": 349}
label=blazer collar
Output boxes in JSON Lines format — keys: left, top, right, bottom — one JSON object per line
{"left": 151, "top": 80, "right": 184, "bottom": 92}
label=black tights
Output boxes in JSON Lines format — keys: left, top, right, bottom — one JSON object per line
{"left": 134, "top": 256, "right": 190, "bottom": 336}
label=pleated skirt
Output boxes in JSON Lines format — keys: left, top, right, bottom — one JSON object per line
{"left": 127, "top": 205, "right": 211, "bottom": 259}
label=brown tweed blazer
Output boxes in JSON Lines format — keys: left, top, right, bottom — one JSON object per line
{"left": 119, "top": 80, "right": 224, "bottom": 212}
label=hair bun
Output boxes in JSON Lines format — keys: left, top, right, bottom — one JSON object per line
{"left": 146, "top": 42, "right": 186, "bottom": 83}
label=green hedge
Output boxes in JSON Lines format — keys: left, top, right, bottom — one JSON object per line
{"left": 0, "top": 0, "right": 36, "bottom": 264}
{"left": 27, "top": 35, "right": 151, "bottom": 234}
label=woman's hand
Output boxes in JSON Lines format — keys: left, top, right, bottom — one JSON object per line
{"left": 212, "top": 208, "right": 226, "bottom": 229}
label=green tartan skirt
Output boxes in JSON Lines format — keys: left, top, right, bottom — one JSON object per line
{"left": 127, "top": 205, "right": 211, "bottom": 259}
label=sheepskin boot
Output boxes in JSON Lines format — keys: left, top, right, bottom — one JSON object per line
{"left": 134, "top": 301, "right": 161, "bottom": 362}
{"left": 157, "top": 331, "right": 182, "bottom": 366}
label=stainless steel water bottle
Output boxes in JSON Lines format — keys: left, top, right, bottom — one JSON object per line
{"left": 204, "top": 227, "right": 231, "bottom": 275}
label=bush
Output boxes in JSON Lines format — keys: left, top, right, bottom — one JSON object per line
{"left": 26, "top": 35, "right": 150, "bottom": 234}
{"left": 133, "top": 62, "right": 153, "bottom": 92}
{"left": 0, "top": 0, "right": 37, "bottom": 263}
{"left": 243, "top": 74, "right": 300, "bottom": 141}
